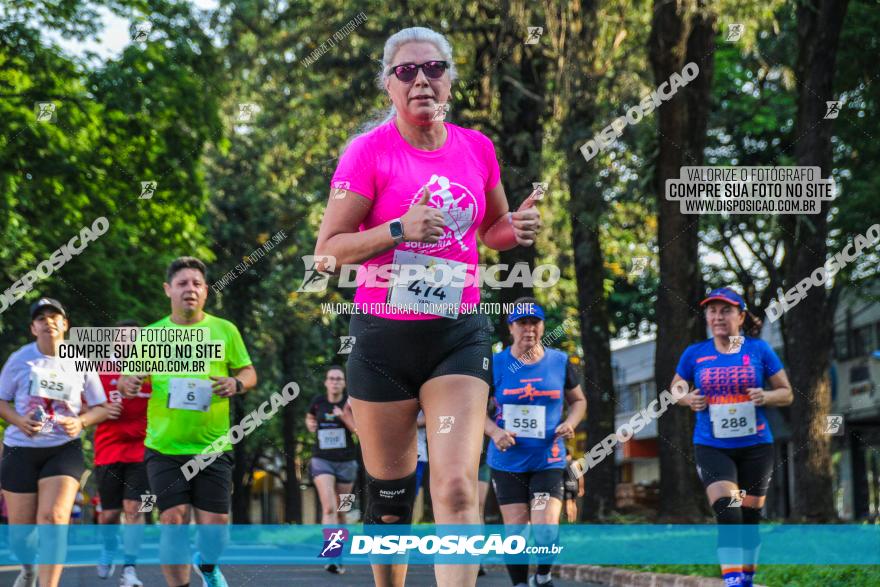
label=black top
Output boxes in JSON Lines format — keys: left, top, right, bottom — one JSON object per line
{"left": 309, "top": 394, "right": 356, "bottom": 461}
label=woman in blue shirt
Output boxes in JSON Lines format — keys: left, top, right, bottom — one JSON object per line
{"left": 485, "top": 299, "right": 586, "bottom": 587}
{"left": 672, "top": 287, "right": 793, "bottom": 587}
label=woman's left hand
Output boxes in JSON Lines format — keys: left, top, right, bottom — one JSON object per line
{"left": 555, "top": 422, "right": 575, "bottom": 439}
{"left": 747, "top": 387, "right": 766, "bottom": 406}
{"left": 511, "top": 197, "right": 542, "bottom": 247}
{"left": 57, "top": 416, "right": 84, "bottom": 437}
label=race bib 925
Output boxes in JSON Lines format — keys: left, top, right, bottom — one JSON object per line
{"left": 29, "top": 367, "right": 78, "bottom": 402}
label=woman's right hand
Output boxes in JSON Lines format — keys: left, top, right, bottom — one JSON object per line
{"left": 117, "top": 375, "right": 144, "bottom": 398}
{"left": 686, "top": 389, "right": 707, "bottom": 411}
{"left": 105, "top": 401, "right": 124, "bottom": 420}
{"left": 400, "top": 187, "right": 446, "bottom": 244}
{"left": 17, "top": 409, "right": 43, "bottom": 437}
{"left": 491, "top": 427, "right": 517, "bottom": 452}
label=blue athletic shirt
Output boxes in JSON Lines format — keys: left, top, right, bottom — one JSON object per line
{"left": 675, "top": 337, "right": 784, "bottom": 449}
{"left": 488, "top": 347, "right": 580, "bottom": 472}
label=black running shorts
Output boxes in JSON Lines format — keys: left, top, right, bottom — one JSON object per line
{"left": 491, "top": 468, "right": 565, "bottom": 506}
{"left": 144, "top": 448, "right": 233, "bottom": 514}
{"left": 95, "top": 461, "right": 151, "bottom": 510}
{"left": 346, "top": 312, "right": 493, "bottom": 402}
{"left": 694, "top": 443, "right": 775, "bottom": 497}
{"left": 1, "top": 440, "right": 85, "bottom": 493}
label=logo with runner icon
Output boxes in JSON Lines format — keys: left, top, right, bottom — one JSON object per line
{"left": 825, "top": 414, "right": 844, "bottom": 435}
{"left": 319, "top": 528, "right": 349, "bottom": 558}
{"left": 728, "top": 335, "right": 744, "bottom": 353}
{"left": 337, "top": 336, "right": 356, "bottom": 355}
{"left": 727, "top": 489, "right": 746, "bottom": 508}
{"left": 437, "top": 416, "right": 455, "bottom": 433}
{"left": 337, "top": 494, "right": 355, "bottom": 512}
{"left": 532, "top": 492, "right": 550, "bottom": 510}
{"left": 138, "top": 493, "right": 157, "bottom": 513}
{"left": 408, "top": 175, "right": 478, "bottom": 252}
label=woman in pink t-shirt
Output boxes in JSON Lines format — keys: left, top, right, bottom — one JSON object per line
{"left": 314, "top": 26, "right": 541, "bottom": 587}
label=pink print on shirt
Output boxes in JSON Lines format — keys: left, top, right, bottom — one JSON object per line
{"left": 405, "top": 174, "right": 479, "bottom": 253}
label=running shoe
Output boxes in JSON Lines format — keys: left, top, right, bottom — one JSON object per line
{"left": 528, "top": 575, "right": 554, "bottom": 587}
{"left": 324, "top": 562, "right": 346, "bottom": 574}
{"left": 12, "top": 566, "right": 36, "bottom": 587}
{"left": 119, "top": 565, "right": 144, "bottom": 587}
{"left": 97, "top": 548, "right": 116, "bottom": 579}
{"left": 192, "top": 552, "right": 229, "bottom": 587}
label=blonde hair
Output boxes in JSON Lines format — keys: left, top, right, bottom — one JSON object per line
{"left": 359, "top": 26, "right": 457, "bottom": 134}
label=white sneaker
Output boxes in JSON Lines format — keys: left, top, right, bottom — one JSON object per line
{"left": 13, "top": 565, "right": 37, "bottom": 587}
{"left": 119, "top": 565, "right": 143, "bottom": 587}
{"left": 97, "top": 547, "right": 116, "bottom": 579}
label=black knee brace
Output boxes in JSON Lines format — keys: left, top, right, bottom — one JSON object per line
{"left": 741, "top": 507, "right": 762, "bottom": 549}
{"left": 712, "top": 497, "right": 743, "bottom": 550}
{"left": 712, "top": 497, "right": 743, "bottom": 524}
{"left": 364, "top": 471, "right": 418, "bottom": 525}
{"left": 533, "top": 524, "right": 560, "bottom": 566}
{"left": 741, "top": 506, "right": 762, "bottom": 524}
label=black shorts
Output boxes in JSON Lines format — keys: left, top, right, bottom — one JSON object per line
{"left": 694, "top": 443, "right": 775, "bottom": 497}
{"left": 563, "top": 477, "right": 579, "bottom": 500}
{"left": 0, "top": 440, "right": 84, "bottom": 493}
{"left": 95, "top": 461, "right": 151, "bottom": 510}
{"left": 144, "top": 448, "right": 233, "bottom": 514}
{"left": 347, "top": 312, "right": 493, "bottom": 402}
{"left": 491, "top": 468, "right": 565, "bottom": 506}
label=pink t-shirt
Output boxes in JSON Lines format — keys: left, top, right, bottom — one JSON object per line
{"left": 331, "top": 120, "right": 501, "bottom": 320}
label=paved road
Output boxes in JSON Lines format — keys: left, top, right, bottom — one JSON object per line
{"left": 0, "top": 564, "right": 599, "bottom": 586}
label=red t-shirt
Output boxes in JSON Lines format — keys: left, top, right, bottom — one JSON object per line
{"left": 94, "top": 373, "right": 150, "bottom": 465}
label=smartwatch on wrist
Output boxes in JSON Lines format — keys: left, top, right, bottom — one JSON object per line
{"left": 234, "top": 378, "right": 243, "bottom": 394}
{"left": 389, "top": 219, "right": 405, "bottom": 245}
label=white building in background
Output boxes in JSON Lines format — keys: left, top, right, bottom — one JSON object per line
{"left": 610, "top": 286, "right": 880, "bottom": 520}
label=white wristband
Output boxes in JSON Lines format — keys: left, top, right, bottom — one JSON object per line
{"left": 507, "top": 212, "right": 513, "bottom": 224}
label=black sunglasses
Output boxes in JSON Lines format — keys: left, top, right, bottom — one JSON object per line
{"left": 388, "top": 60, "right": 449, "bottom": 83}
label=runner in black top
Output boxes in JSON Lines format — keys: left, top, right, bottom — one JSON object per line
{"left": 306, "top": 366, "right": 357, "bottom": 574}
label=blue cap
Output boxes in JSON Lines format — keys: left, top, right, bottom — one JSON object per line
{"left": 507, "top": 302, "right": 545, "bottom": 323}
{"left": 701, "top": 287, "right": 746, "bottom": 311}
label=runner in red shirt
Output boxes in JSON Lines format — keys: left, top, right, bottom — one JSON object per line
{"left": 94, "top": 320, "right": 152, "bottom": 587}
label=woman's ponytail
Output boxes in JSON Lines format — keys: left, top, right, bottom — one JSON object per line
{"left": 743, "top": 310, "right": 763, "bottom": 337}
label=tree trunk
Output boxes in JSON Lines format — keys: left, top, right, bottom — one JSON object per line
{"left": 551, "top": 0, "right": 617, "bottom": 520}
{"left": 570, "top": 202, "right": 616, "bottom": 521}
{"left": 781, "top": 0, "right": 849, "bottom": 522}
{"left": 493, "top": 0, "right": 546, "bottom": 341}
{"left": 281, "top": 333, "right": 303, "bottom": 523}
{"left": 649, "top": 0, "right": 716, "bottom": 520}
{"left": 231, "top": 394, "right": 251, "bottom": 523}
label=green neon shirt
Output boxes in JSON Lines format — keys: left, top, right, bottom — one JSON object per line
{"left": 143, "top": 313, "right": 252, "bottom": 455}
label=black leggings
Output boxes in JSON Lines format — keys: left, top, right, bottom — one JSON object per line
{"left": 694, "top": 443, "right": 775, "bottom": 497}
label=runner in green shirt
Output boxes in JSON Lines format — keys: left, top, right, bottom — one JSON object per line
{"left": 119, "top": 257, "right": 257, "bottom": 587}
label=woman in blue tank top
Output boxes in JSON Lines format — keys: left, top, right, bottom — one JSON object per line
{"left": 485, "top": 298, "right": 586, "bottom": 587}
